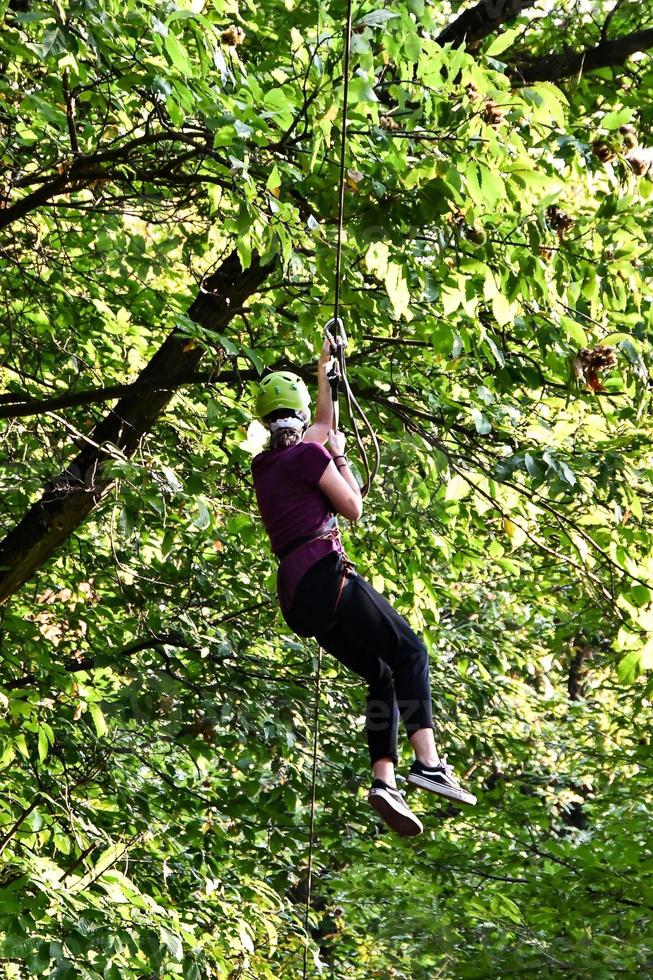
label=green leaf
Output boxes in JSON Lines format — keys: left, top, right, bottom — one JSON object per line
{"left": 53, "top": 832, "right": 72, "bottom": 855}
{"left": 241, "top": 345, "right": 264, "bottom": 375}
{"left": 238, "top": 924, "right": 254, "bottom": 954}
{"left": 640, "top": 636, "right": 653, "bottom": 671}
{"left": 165, "top": 31, "right": 191, "bottom": 76}
{"left": 492, "top": 293, "right": 514, "bottom": 326}
{"left": 445, "top": 474, "right": 470, "bottom": 501}
{"left": 385, "top": 262, "right": 411, "bottom": 319}
{"left": 629, "top": 585, "right": 651, "bottom": 607}
{"left": 38, "top": 27, "right": 69, "bottom": 59}
{"left": 357, "top": 10, "right": 400, "bottom": 28}
{"left": 88, "top": 702, "right": 108, "bottom": 738}
{"left": 365, "top": 241, "right": 389, "bottom": 278}
{"left": 348, "top": 77, "right": 378, "bottom": 104}
{"left": 601, "top": 108, "right": 634, "bottom": 130}
{"left": 618, "top": 650, "right": 642, "bottom": 684}
{"left": 478, "top": 163, "right": 506, "bottom": 205}
{"left": 561, "top": 316, "right": 588, "bottom": 348}
{"left": 160, "top": 466, "right": 184, "bottom": 493}
{"left": 37, "top": 726, "right": 49, "bottom": 763}
{"left": 472, "top": 410, "right": 492, "bottom": 435}
{"left": 521, "top": 84, "right": 567, "bottom": 128}
{"left": 194, "top": 498, "right": 211, "bottom": 531}
{"left": 485, "top": 27, "right": 520, "bottom": 58}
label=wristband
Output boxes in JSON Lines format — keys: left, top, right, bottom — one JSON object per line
{"left": 333, "top": 454, "right": 346, "bottom": 462}
{"left": 336, "top": 461, "right": 349, "bottom": 470}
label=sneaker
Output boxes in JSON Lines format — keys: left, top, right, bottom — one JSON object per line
{"left": 408, "top": 757, "right": 477, "bottom": 806}
{"left": 368, "top": 779, "right": 423, "bottom": 837}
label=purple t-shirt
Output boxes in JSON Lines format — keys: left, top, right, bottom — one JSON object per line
{"left": 252, "top": 442, "right": 342, "bottom": 609}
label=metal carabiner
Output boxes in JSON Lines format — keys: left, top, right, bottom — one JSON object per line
{"left": 324, "top": 316, "right": 348, "bottom": 354}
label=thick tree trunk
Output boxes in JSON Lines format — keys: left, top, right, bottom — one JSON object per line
{"left": 0, "top": 251, "right": 275, "bottom": 604}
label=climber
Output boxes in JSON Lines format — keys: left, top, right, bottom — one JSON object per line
{"left": 251, "top": 339, "right": 476, "bottom": 837}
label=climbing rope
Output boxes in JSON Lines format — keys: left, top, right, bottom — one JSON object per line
{"left": 332, "top": 0, "right": 354, "bottom": 331}
{"left": 302, "top": 643, "right": 322, "bottom": 979}
{"left": 322, "top": 0, "right": 381, "bottom": 499}
{"left": 302, "top": 1, "right": 381, "bottom": 971}
{"left": 302, "top": 6, "right": 353, "bottom": 975}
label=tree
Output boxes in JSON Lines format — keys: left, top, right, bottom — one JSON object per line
{"left": 1, "top": 0, "right": 652, "bottom": 976}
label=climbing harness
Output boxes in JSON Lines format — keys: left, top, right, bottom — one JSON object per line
{"left": 274, "top": 515, "right": 339, "bottom": 561}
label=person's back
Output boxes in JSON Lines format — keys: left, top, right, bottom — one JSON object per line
{"left": 252, "top": 442, "right": 333, "bottom": 556}
{"left": 252, "top": 441, "right": 342, "bottom": 613}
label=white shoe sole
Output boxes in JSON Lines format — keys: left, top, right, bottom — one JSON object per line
{"left": 368, "top": 789, "right": 423, "bottom": 837}
{"left": 408, "top": 773, "right": 477, "bottom": 806}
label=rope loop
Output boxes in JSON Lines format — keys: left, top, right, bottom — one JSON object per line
{"left": 324, "top": 316, "right": 348, "bottom": 353}
{"left": 322, "top": 313, "right": 381, "bottom": 499}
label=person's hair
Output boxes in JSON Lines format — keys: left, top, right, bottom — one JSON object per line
{"left": 269, "top": 427, "right": 302, "bottom": 449}
{"left": 264, "top": 409, "right": 308, "bottom": 449}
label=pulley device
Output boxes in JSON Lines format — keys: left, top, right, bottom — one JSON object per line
{"left": 323, "top": 315, "right": 347, "bottom": 430}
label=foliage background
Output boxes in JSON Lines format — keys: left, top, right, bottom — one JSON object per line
{"left": 1, "top": 0, "right": 652, "bottom": 976}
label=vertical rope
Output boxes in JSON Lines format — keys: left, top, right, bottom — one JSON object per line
{"left": 328, "top": 0, "right": 381, "bottom": 497}
{"left": 332, "top": 0, "right": 354, "bottom": 327}
{"left": 303, "top": 8, "right": 354, "bottom": 970}
{"left": 302, "top": 643, "right": 323, "bottom": 979}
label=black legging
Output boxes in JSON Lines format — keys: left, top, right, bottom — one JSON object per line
{"left": 282, "top": 553, "right": 434, "bottom": 765}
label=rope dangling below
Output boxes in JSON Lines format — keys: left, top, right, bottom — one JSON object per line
{"left": 302, "top": 642, "right": 322, "bottom": 980}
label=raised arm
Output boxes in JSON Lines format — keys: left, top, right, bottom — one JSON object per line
{"left": 303, "top": 337, "right": 335, "bottom": 445}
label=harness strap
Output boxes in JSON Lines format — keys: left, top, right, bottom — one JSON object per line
{"left": 274, "top": 516, "right": 339, "bottom": 561}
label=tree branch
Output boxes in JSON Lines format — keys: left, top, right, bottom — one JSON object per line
{"left": 0, "top": 368, "right": 259, "bottom": 420}
{"left": 3, "top": 634, "right": 191, "bottom": 690}
{"left": 437, "top": 0, "right": 537, "bottom": 48}
{"left": 0, "top": 251, "right": 277, "bottom": 604}
{"left": 513, "top": 27, "right": 653, "bottom": 83}
{"left": 3, "top": 601, "right": 274, "bottom": 689}
{"left": 0, "top": 796, "right": 40, "bottom": 856}
{"left": 0, "top": 130, "right": 222, "bottom": 230}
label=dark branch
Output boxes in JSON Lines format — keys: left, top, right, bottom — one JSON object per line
{"left": 513, "top": 27, "right": 653, "bottom": 83}
{"left": 3, "top": 634, "right": 189, "bottom": 690}
{"left": 0, "top": 368, "right": 259, "bottom": 420}
{"left": 437, "top": 0, "right": 536, "bottom": 48}
{"left": 0, "top": 130, "right": 222, "bottom": 230}
{"left": 4, "top": 602, "right": 274, "bottom": 689}
{"left": 0, "top": 251, "right": 277, "bottom": 604}
{"left": 568, "top": 645, "right": 592, "bottom": 701}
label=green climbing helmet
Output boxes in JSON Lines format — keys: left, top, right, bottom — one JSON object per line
{"left": 255, "top": 371, "right": 311, "bottom": 420}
